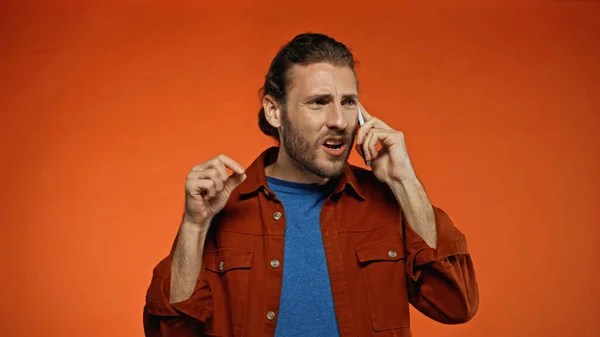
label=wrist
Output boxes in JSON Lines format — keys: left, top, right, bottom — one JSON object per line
{"left": 181, "top": 213, "right": 212, "bottom": 234}
{"left": 386, "top": 174, "right": 420, "bottom": 190}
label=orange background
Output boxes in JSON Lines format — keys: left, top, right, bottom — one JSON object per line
{"left": 1, "top": 1, "right": 599, "bottom": 336}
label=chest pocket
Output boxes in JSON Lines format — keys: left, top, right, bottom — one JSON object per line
{"left": 204, "top": 248, "right": 254, "bottom": 336}
{"left": 355, "top": 237, "right": 411, "bottom": 331}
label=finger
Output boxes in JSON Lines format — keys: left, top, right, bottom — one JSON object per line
{"left": 186, "top": 173, "right": 218, "bottom": 197}
{"left": 359, "top": 103, "right": 390, "bottom": 129}
{"left": 216, "top": 155, "right": 245, "bottom": 174}
{"left": 207, "top": 169, "right": 225, "bottom": 193}
{"left": 360, "top": 115, "right": 395, "bottom": 143}
{"left": 192, "top": 164, "right": 227, "bottom": 184}
{"left": 356, "top": 121, "right": 373, "bottom": 146}
{"left": 357, "top": 104, "right": 393, "bottom": 139}
{"left": 192, "top": 161, "right": 212, "bottom": 171}
{"left": 355, "top": 142, "right": 365, "bottom": 159}
{"left": 186, "top": 179, "right": 216, "bottom": 199}
{"left": 363, "top": 129, "right": 375, "bottom": 161}
{"left": 202, "top": 185, "right": 216, "bottom": 201}
{"left": 354, "top": 142, "right": 370, "bottom": 166}
{"left": 188, "top": 169, "right": 225, "bottom": 193}
{"left": 187, "top": 168, "right": 221, "bottom": 180}
{"left": 364, "top": 128, "right": 394, "bottom": 160}
{"left": 224, "top": 172, "right": 247, "bottom": 192}
{"left": 366, "top": 129, "right": 382, "bottom": 160}
{"left": 192, "top": 155, "right": 245, "bottom": 175}
{"left": 212, "top": 161, "right": 229, "bottom": 183}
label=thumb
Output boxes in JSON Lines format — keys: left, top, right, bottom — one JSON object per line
{"left": 355, "top": 142, "right": 364, "bottom": 158}
{"left": 224, "top": 172, "right": 247, "bottom": 191}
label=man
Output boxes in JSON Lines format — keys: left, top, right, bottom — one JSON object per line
{"left": 144, "top": 33, "right": 478, "bottom": 337}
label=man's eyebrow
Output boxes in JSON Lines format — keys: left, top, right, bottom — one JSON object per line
{"left": 304, "top": 93, "right": 358, "bottom": 101}
{"left": 305, "top": 93, "right": 333, "bottom": 101}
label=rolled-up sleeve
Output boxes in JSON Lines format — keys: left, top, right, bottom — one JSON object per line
{"left": 143, "top": 255, "right": 213, "bottom": 337}
{"left": 404, "top": 206, "right": 479, "bottom": 324}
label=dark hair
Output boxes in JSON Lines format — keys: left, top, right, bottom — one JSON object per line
{"left": 257, "top": 33, "right": 357, "bottom": 141}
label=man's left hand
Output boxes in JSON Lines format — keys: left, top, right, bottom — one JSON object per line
{"left": 355, "top": 103, "right": 418, "bottom": 185}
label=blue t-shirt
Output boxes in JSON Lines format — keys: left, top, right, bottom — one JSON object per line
{"left": 266, "top": 176, "right": 340, "bottom": 337}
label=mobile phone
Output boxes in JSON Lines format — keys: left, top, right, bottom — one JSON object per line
{"left": 357, "top": 106, "right": 370, "bottom": 166}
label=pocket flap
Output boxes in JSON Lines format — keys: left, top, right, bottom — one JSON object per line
{"left": 205, "top": 248, "right": 253, "bottom": 273}
{"left": 355, "top": 237, "right": 406, "bottom": 264}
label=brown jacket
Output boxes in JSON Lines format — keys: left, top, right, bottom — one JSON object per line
{"left": 144, "top": 147, "right": 479, "bottom": 337}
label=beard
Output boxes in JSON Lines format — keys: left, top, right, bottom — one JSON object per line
{"left": 280, "top": 108, "right": 354, "bottom": 179}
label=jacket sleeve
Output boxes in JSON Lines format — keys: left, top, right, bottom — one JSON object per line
{"left": 143, "top": 254, "right": 213, "bottom": 337}
{"left": 404, "top": 206, "right": 479, "bottom": 324}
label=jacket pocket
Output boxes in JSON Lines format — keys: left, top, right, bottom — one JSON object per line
{"left": 204, "top": 247, "right": 254, "bottom": 336}
{"left": 355, "top": 237, "right": 410, "bottom": 331}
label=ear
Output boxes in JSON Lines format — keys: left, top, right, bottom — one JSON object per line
{"left": 263, "top": 95, "right": 283, "bottom": 129}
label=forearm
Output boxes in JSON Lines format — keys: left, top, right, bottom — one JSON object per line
{"left": 169, "top": 218, "right": 210, "bottom": 303}
{"left": 388, "top": 178, "right": 437, "bottom": 248}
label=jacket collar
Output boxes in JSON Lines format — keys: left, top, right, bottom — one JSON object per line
{"left": 237, "top": 146, "right": 365, "bottom": 200}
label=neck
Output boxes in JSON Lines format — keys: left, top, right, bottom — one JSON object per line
{"left": 265, "top": 148, "right": 330, "bottom": 185}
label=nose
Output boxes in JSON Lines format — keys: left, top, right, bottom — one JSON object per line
{"left": 325, "top": 102, "right": 348, "bottom": 130}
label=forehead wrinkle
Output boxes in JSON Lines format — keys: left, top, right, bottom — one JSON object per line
{"left": 288, "top": 63, "right": 358, "bottom": 99}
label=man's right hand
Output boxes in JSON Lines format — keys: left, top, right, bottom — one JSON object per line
{"left": 183, "top": 154, "right": 247, "bottom": 230}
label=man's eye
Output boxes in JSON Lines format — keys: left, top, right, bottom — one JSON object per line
{"left": 314, "top": 99, "right": 326, "bottom": 105}
{"left": 344, "top": 99, "right": 356, "bottom": 106}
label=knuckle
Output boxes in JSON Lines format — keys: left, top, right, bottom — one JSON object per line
{"left": 215, "top": 158, "right": 226, "bottom": 169}
{"left": 185, "top": 181, "right": 197, "bottom": 193}
{"left": 206, "top": 169, "right": 217, "bottom": 178}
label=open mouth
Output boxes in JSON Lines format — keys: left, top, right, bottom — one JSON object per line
{"left": 323, "top": 142, "right": 344, "bottom": 150}
{"left": 322, "top": 137, "right": 347, "bottom": 156}
{"left": 323, "top": 137, "right": 345, "bottom": 149}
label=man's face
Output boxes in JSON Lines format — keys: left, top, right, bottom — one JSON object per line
{"left": 279, "top": 62, "right": 359, "bottom": 179}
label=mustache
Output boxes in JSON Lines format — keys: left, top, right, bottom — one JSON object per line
{"left": 319, "top": 131, "right": 353, "bottom": 142}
